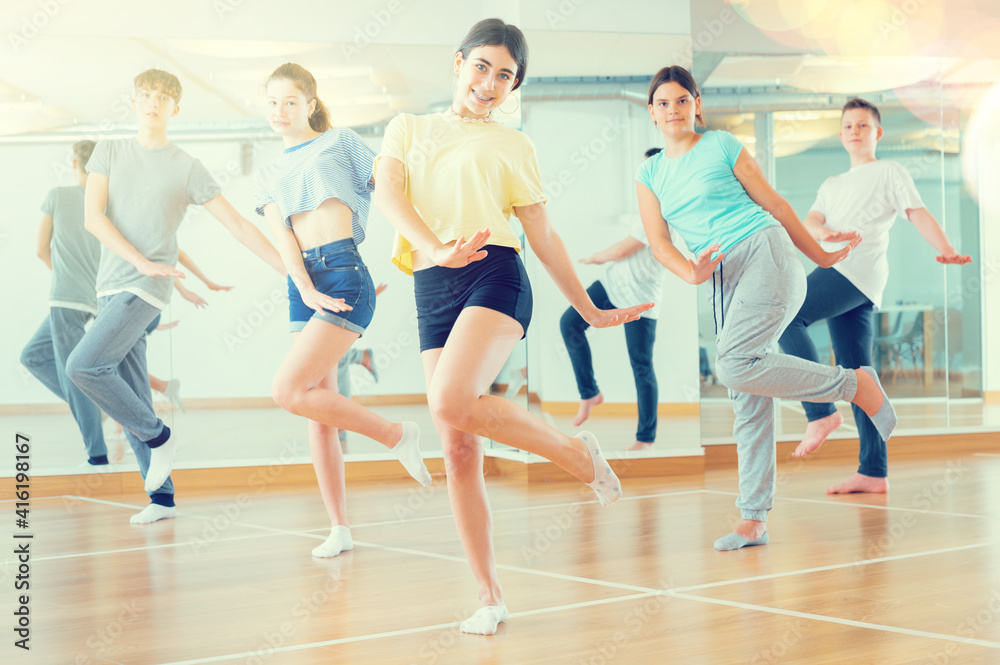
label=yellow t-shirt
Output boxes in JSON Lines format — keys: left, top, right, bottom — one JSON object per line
{"left": 373, "top": 112, "right": 546, "bottom": 275}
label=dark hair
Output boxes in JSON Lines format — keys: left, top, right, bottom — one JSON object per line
{"left": 266, "top": 63, "right": 331, "bottom": 132}
{"left": 73, "top": 140, "right": 96, "bottom": 171}
{"left": 842, "top": 97, "right": 881, "bottom": 126}
{"left": 647, "top": 66, "right": 704, "bottom": 126}
{"left": 644, "top": 147, "right": 662, "bottom": 159}
{"left": 456, "top": 18, "right": 528, "bottom": 90}
{"left": 134, "top": 69, "right": 182, "bottom": 103}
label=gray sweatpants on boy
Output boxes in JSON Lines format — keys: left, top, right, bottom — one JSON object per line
{"left": 67, "top": 292, "right": 174, "bottom": 498}
{"left": 711, "top": 226, "right": 858, "bottom": 522}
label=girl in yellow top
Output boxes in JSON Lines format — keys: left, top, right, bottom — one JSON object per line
{"left": 374, "top": 18, "right": 650, "bottom": 636}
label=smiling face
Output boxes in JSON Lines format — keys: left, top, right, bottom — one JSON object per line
{"left": 132, "top": 86, "right": 179, "bottom": 130}
{"left": 840, "top": 108, "right": 882, "bottom": 157}
{"left": 452, "top": 44, "right": 519, "bottom": 118}
{"left": 648, "top": 81, "right": 701, "bottom": 136}
{"left": 265, "top": 77, "right": 316, "bottom": 137}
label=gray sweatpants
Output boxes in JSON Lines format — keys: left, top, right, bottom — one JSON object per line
{"left": 711, "top": 226, "right": 858, "bottom": 522}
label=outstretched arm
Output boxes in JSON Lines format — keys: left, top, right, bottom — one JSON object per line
{"left": 906, "top": 208, "right": 973, "bottom": 264}
{"left": 373, "top": 157, "right": 490, "bottom": 268}
{"left": 579, "top": 236, "right": 646, "bottom": 265}
{"left": 637, "top": 182, "right": 722, "bottom": 285}
{"left": 36, "top": 214, "right": 53, "bottom": 270}
{"left": 174, "top": 280, "right": 208, "bottom": 309}
{"left": 201, "top": 195, "right": 285, "bottom": 275}
{"left": 733, "top": 149, "right": 859, "bottom": 268}
{"left": 515, "top": 202, "right": 651, "bottom": 327}
{"left": 177, "top": 249, "right": 232, "bottom": 291}
{"left": 84, "top": 173, "right": 185, "bottom": 278}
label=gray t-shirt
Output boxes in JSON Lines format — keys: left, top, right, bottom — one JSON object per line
{"left": 41, "top": 185, "right": 101, "bottom": 314}
{"left": 87, "top": 138, "right": 221, "bottom": 309}
{"left": 602, "top": 219, "right": 667, "bottom": 319}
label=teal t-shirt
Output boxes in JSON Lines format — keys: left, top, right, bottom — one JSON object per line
{"left": 636, "top": 130, "right": 779, "bottom": 257}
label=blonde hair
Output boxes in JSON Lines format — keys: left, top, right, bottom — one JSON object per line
{"left": 134, "top": 69, "right": 182, "bottom": 103}
{"left": 266, "top": 63, "right": 330, "bottom": 132}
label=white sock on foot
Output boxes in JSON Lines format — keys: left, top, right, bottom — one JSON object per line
{"left": 145, "top": 436, "right": 177, "bottom": 493}
{"left": 460, "top": 605, "right": 508, "bottom": 635}
{"left": 578, "top": 431, "right": 622, "bottom": 506}
{"left": 130, "top": 504, "right": 176, "bottom": 525}
{"left": 312, "top": 525, "right": 353, "bottom": 558}
{"left": 392, "top": 421, "right": 432, "bottom": 487}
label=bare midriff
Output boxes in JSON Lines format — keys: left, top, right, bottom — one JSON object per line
{"left": 288, "top": 197, "right": 355, "bottom": 251}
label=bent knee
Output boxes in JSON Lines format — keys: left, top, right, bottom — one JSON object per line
{"left": 271, "top": 380, "right": 304, "bottom": 414}
{"left": 715, "top": 355, "right": 756, "bottom": 392}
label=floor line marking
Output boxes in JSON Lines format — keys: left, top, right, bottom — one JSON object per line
{"left": 152, "top": 592, "right": 657, "bottom": 665}
{"left": 700, "top": 489, "right": 988, "bottom": 519}
{"left": 668, "top": 592, "right": 1000, "bottom": 649}
{"left": 673, "top": 542, "right": 991, "bottom": 592}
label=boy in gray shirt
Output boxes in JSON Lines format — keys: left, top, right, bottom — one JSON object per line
{"left": 66, "top": 69, "right": 284, "bottom": 525}
{"left": 20, "top": 141, "right": 108, "bottom": 466}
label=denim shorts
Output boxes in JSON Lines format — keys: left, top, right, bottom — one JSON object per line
{"left": 288, "top": 239, "right": 375, "bottom": 335}
{"left": 413, "top": 246, "right": 532, "bottom": 352}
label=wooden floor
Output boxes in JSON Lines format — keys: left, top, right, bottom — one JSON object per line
{"left": 7, "top": 451, "right": 1000, "bottom": 664}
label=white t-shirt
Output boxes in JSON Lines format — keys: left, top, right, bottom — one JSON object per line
{"left": 810, "top": 159, "right": 925, "bottom": 309}
{"left": 602, "top": 219, "right": 667, "bottom": 319}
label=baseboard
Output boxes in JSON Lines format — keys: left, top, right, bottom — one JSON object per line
{"left": 540, "top": 401, "right": 700, "bottom": 417}
{"left": 704, "top": 430, "right": 1000, "bottom": 469}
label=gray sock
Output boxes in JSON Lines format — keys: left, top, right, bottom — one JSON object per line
{"left": 714, "top": 530, "right": 769, "bottom": 551}
{"left": 860, "top": 366, "right": 897, "bottom": 442}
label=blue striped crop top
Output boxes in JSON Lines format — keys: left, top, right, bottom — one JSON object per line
{"left": 253, "top": 128, "right": 376, "bottom": 245}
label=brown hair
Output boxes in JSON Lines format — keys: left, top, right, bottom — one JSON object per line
{"left": 134, "top": 69, "right": 182, "bottom": 103}
{"left": 73, "top": 140, "right": 96, "bottom": 171}
{"left": 266, "top": 63, "right": 330, "bottom": 132}
{"left": 842, "top": 97, "right": 881, "bottom": 126}
{"left": 647, "top": 66, "right": 704, "bottom": 127}
{"left": 456, "top": 18, "right": 528, "bottom": 91}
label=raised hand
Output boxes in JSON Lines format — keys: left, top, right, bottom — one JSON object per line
{"left": 936, "top": 252, "right": 973, "bottom": 265}
{"left": 586, "top": 302, "right": 654, "bottom": 328}
{"left": 818, "top": 234, "right": 862, "bottom": 268}
{"left": 819, "top": 228, "right": 861, "bottom": 244}
{"left": 432, "top": 229, "right": 492, "bottom": 268}
{"left": 688, "top": 244, "right": 725, "bottom": 285}
{"left": 180, "top": 289, "right": 208, "bottom": 309}
{"left": 138, "top": 259, "right": 185, "bottom": 278}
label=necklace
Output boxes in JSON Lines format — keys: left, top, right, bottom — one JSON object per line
{"left": 446, "top": 106, "right": 498, "bottom": 124}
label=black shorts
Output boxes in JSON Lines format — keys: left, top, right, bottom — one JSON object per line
{"left": 413, "top": 246, "right": 532, "bottom": 352}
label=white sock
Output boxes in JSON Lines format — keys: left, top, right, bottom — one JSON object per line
{"left": 392, "top": 421, "right": 432, "bottom": 487}
{"left": 130, "top": 504, "right": 176, "bottom": 525}
{"left": 312, "top": 525, "right": 353, "bottom": 558}
{"left": 578, "top": 431, "right": 622, "bottom": 506}
{"left": 145, "top": 437, "right": 178, "bottom": 493}
{"left": 460, "top": 605, "right": 508, "bottom": 635}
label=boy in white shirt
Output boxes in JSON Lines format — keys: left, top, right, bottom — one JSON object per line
{"left": 778, "top": 98, "right": 971, "bottom": 494}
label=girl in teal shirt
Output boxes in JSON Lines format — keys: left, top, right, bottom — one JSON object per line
{"left": 636, "top": 66, "right": 898, "bottom": 551}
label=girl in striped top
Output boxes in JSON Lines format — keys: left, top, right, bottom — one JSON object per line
{"left": 254, "top": 63, "right": 432, "bottom": 558}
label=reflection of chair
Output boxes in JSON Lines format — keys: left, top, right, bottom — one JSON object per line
{"left": 872, "top": 313, "right": 903, "bottom": 376}
{"left": 699, "top": 346, "right": 716, "bottom": 386}
{"left": 877, "top": 313, "right": 924, "bottom": 385}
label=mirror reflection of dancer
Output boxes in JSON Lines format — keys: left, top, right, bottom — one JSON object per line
{"left": 560, "top": 147, "right": 667, "bottom": 453}
{"left": 255, "top": 64, "right": 432, "bottom": 558}
{"left": 778, "top": 98, "right": 972, "bottom": 495}
{"left": 20, "top": 140, "right": 108, "bottom": 468}
{"left": 636, "top": 67, "right": 897, "bottom": 551}
{"left": 374, "top": 19, "right": 650, "bottom": 635}
{"left": 335, "top": 282, "right": 385, "bottom": 447}
{"left": 66, "top": 69, "right": 285, "bottom": 525}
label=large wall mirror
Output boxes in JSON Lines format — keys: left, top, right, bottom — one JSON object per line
{"left": 2, "top": 0, "right": 996, "bottom": 481}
